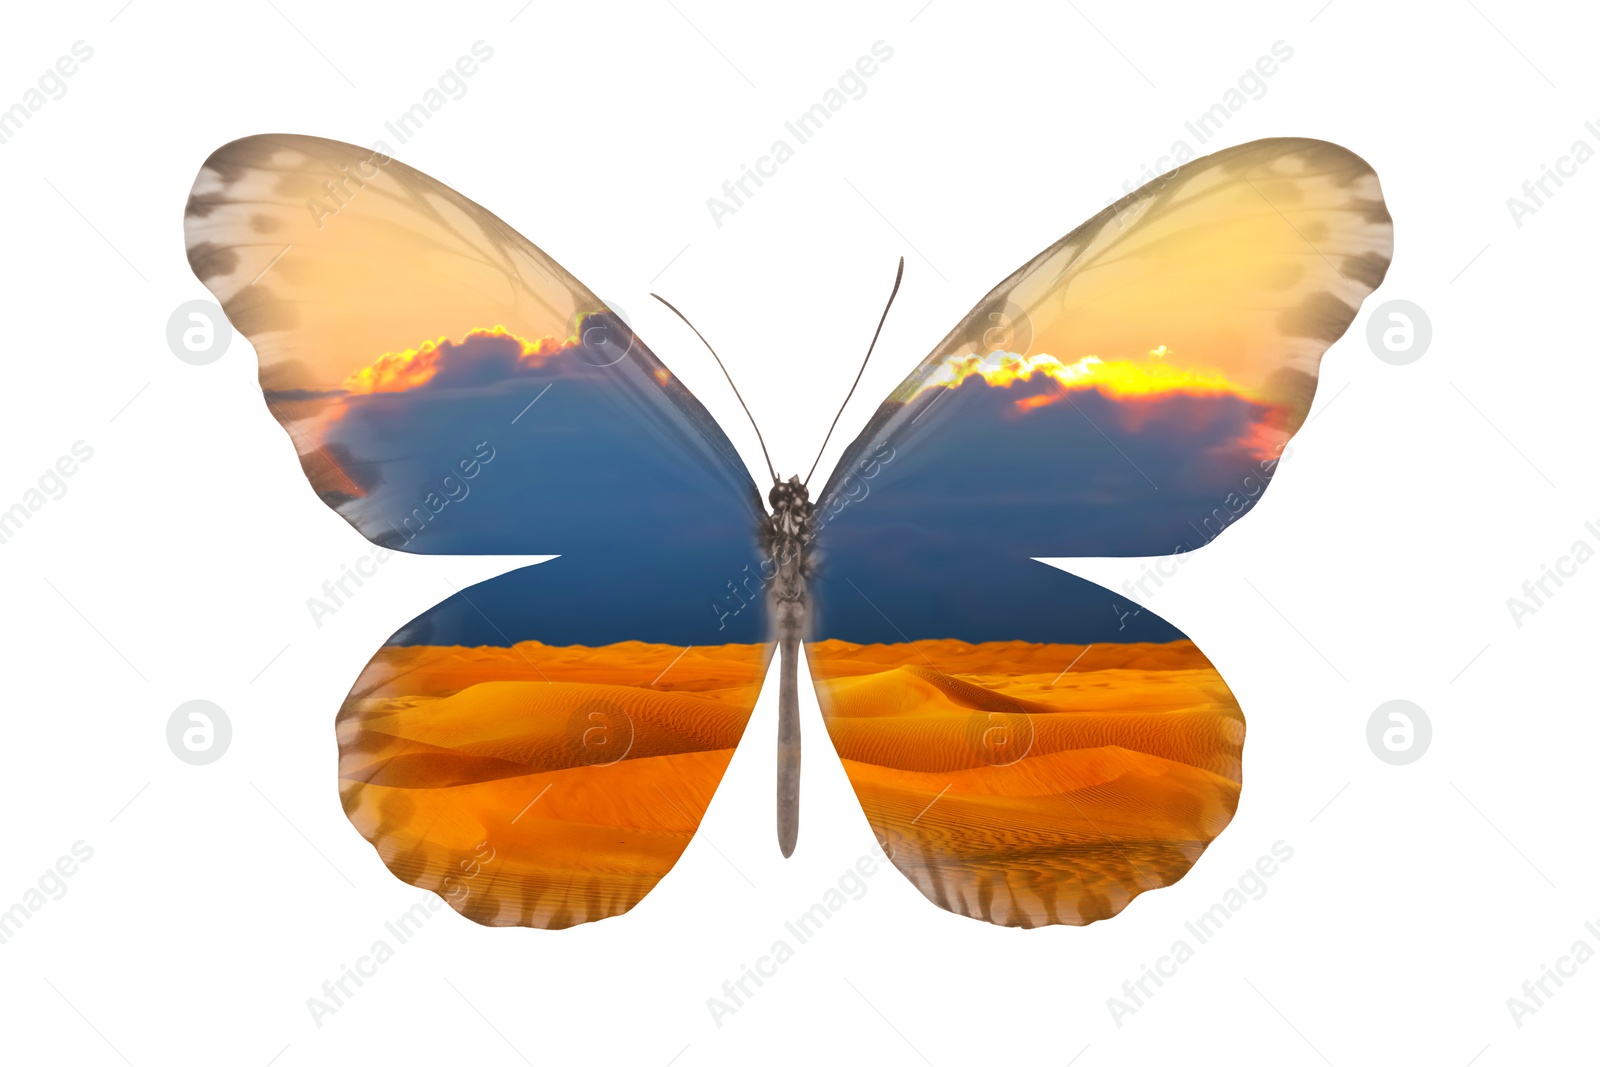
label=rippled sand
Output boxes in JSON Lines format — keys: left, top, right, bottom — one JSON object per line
{"left": 337, "top": 641, "right": 766, "bottom": 928}
{"left": 809, "top": 639, "right": 1243, "bottom": 927}
{"left": 336, "top": 638, "right": 1242, "bottom": 929}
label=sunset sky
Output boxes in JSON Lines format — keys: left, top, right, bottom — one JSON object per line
{"left": 187, "top": 134, "right": 1386, "bottom": 650}
{"left": 280, "top": 318, "right": 1285, "bottom": 647}
{"left": 810, "top": 339, "right": 1287, "bottom": 645}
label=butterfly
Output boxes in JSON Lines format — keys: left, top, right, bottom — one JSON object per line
{"left": 184, "top": 134, "right": 1391, "bottom": 929}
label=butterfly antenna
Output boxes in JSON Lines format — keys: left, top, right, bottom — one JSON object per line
{"left": 803, "top": 257, "right": 904, "bottom": 487}
{"left": 651, "top": 292, "right": 780, "bottom": 485}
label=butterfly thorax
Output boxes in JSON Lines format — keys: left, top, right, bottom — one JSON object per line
{"left": 764, "top": 475, "right": 815, "bottom": 635}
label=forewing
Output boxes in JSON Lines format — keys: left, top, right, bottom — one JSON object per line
{"left": 185, "top": 134, "right": 762, "bottom": 562}
{"left": 817, "top": 136, "right": 1392, "bottom": 561}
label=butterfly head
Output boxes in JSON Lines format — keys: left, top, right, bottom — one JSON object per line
{"left": 768, "top": 474, "right": 810, "bottom": 514}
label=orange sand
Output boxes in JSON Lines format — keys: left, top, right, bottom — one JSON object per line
{"left": 809, "top": 639, "right": 1243, "bottom": 928}
{"left": 338, "top": 638, "right": 1241, "bottom": 930}
{"left": 337, "top": 641, "right": 767, "bottom": 928}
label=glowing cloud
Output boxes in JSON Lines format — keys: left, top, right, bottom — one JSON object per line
{"left": 342, "top": 325, "right": 572, "bottom": 394}
{"left": 920, "top": 348, "right": 1255, "bottom": 412}
{"left": 1232, "top": 417, "right": 1292, "bottom": 463}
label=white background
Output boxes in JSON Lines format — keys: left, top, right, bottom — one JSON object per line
{"left": 1, "top": 1, "right": 1595, "bottom": 1064}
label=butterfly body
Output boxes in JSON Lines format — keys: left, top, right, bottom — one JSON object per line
{"left": 763, "top": 474, "right": 815, "bottom": 857}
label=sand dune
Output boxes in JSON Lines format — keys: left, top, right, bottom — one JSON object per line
{"left": 337, "top": 640, "right": 767, "bottom": 928}
{"left": 809, "top": 639, "right": 1244, "bottom": 927}
{"left": 817, "top": 665, "right": 1242, "bottom": 778}
{"left": 343, "top": 750, "right": 737, "bottom": 928}
{"left": 808, "top": 638, "right": 1216, "bottom": 675}
{"left": 342, "top": 680, "right": 750, "bottom": 784}
{"left": 338, "top": 637, "right": 1243, "bottom": 930}
{"left": 348, "top": 640, "right": 769, "bottom": 702}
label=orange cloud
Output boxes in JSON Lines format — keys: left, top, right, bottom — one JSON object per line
{"left": 342, "top": 325, "right": 572, "bottom": 394}
{"left": 920, "top": 348, "right": 1254, "bottom": 412}
{"left": 1232, "top": 412, "right": 1292, "bottom": 462}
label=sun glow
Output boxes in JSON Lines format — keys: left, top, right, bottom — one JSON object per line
{"left": 342, "top": 325, "right": 570, "bottom": 394}
{"left": 921, "top": 348, "right": 1254, "bottom": 411}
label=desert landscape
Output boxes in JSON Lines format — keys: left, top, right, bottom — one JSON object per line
{"left": 336, "top": 640, "right": 768, "bottom": 929}
{"left": 809, "top": 639, "right": 1244, "bottom": 927}
{"left": 336, "top": 637, "right": 1242, "bottom": 930}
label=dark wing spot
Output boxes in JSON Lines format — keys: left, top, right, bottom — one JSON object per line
{"left": 1262, "top": 367, "right": 1318, "bottom": 434}
{"left": 1278, "top": 289, "right": 1358, "bottom": 344}
{"left": 224, "top": 284, "right": 299, "bottom": 334}
{"left": 1341, "top": 250, "right": 1392, "bottom": 289}
{"left": 185, "top": 240, "right": 238, "bottom": 282}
